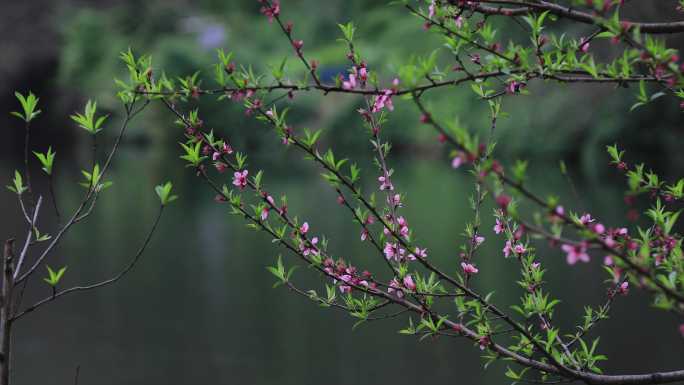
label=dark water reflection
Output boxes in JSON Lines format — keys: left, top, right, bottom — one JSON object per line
{"left": 1, "top": 144, "right": 683, "bottom": 385}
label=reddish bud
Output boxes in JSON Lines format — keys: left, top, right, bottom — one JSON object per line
{"left": 496, "top": 194, "right": 511, "bottom": 211}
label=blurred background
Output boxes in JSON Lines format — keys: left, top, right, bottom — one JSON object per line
{"left": 0, "top": 1, "right": 683, "bottom": 384}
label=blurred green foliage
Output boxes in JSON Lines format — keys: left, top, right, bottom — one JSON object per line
{"left": 56, "top": 1, "right": 683, "bottom": 181}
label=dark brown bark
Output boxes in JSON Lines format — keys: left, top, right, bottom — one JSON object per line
{"left": 1, "top": 240, "right": 14, "bottom": 385}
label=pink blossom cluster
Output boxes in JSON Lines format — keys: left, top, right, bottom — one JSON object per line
{"left": 260, "top": 194, "right": 276, "bottom": 221}
{"left": 371, "top": 79, "right": 399, "bottom": 113}
{"left": 298, "top": 222, "right": 319, "bottom": 257}
{"left": 559, "top": 213, "right": 632, "bottom": 265}
{"left": 383, "top": 242, "right": 428, "bottom": 263}
{"left": 493, "top": 215, "right": 526, "bottom": 258}
{"left": 461, "top": 262, "right": 479, "bottom": 275}
{"left": 323, "top": 258, "right": 374, "bottom": 294}
{"left": 229, "top": 88, "right": 255, "bottom": 102}
{"left": 360, "top": 215, "right": 375, "bottom": 241}
{"left": 342, "top": 65, "right": 368, "bottom": 90}
{"left": 212, "top": 142, "right": 234, "bottom": 173}
{"left": 258, "top": 0, "right": 280, "bottom": 23}
{"left": 232, "top": 170, "right": 249, "bottom": 190}
{"left": 378, "top": 175, "right": 394, "bottom": 191}
{"left": 388, "top": 274, "right": 417, "bottom": 298}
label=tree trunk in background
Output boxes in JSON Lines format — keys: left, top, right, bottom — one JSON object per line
{"left": 0, "top": 240, "right": 15, "bottom": 385}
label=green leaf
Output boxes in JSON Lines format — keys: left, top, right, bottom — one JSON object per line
{"left": 44, "top": 265, "right": 67, "bottom": 286}
{"left": 338, "top": 22, "right": 356, "bottom": 42}
{"left": 33, "top": 147, "right": 56, "bottom": 175}
{"left": 11, "top": 91, "right": 41, "bottom": 122}
{"left": 80, "top": 164, "right": 112, "bottom": 191}
{"left": 6, "top": 170, "right": 27, "bottom": 195}
{"left": 71, "top": 100, "right": 108, "bottom": 134}
{"left": 155, "top": 181, "right": 178, "bottom": 206}
{"left": 179, "top": 141, "right": 207, "bottom": 167}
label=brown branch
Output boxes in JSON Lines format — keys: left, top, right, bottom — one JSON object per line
{"left": 467, "top": 0, "right": 684, "bottom": 34}
{"left": 14, "top": 99, "right": 148, "bottom": 285}
{"left": 12, "top": 205, "right": 164, "bottom": 321}
{"left": 412, "top": 95, "right": 684, "bottom": 305}
{"left": 13, "top": 196, "right": 42, "bottom": 280}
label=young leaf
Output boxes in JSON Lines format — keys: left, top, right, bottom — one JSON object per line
{"left": 71, "top": 100, "right": 109, "bottom": 135}
{"left": 11, "top": 91, "right": 41, "bottom": 122}
{"left": 44, "top": 265, "right": 67, "bottom": 286}
{"left": 155, "top": 181, "right": 178, "bottom": 206}
{"left": 33, "top": 147, "right": 56, "bottom": 175}
{"left": 6, "top": 171, "right": 27, "bottom": 195}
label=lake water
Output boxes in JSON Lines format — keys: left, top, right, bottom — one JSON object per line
{"left": 1, "top": 130, "right": 682, "bottom": 385}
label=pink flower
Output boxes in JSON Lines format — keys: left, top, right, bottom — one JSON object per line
{"left": 580, "top": 213, "right": 595, "bottom": 225}
{"left": 292, "top": 40, "right": 304, "bottom": 53}
{"left": 604, "top": 255, "right": 614, "bottom": 266}
{"left": 372, "top": 89, "right": 395, "bottom": 113}
{"left": 493, "top": 219, "right": 505, "bottom": 234}
{"left": 359, "top": 66, "right": 368, "bottom": 82}
{"left": 260, "top": 207, "right": 269, "bottom": 221}
{"left": 339, "top": 285, "right": 352, "bottom": 294}
{"left": 265, "top": 108, "right": 275, "bottom": 118}
{"left": 562, "top": 243, "right": 590, "bottom": 265}
{"left": 384, "top": 242, "right": 397, "bottom": 260}
{"left": 451, "top": 155, "right": 463, "bottom": 169}
{"left": 461, "top": 262, "right": 479, "bottom": 275}
{"left": 300, "top": 222, "right": 309, "bottom": 234}
{"left": 496, "top": 194, "right": 511, "bottom": 211}
{"left": 301, "top": 236, "right": 319, "bottom": 256}
{"left": 403, "top": 275, "right": 416, "bottom": 291}
{"left": 342, "top": 73, "right": 357, "bottom": 90}
{"left": 513, "top": 244, "right": 526, "bottom": 255}
{"left": 478, "top": 335, "right": 490, "bottom": 350}
{"left": 506, "top": 80, "right": 524, "bottom": 94}
{"left": 360, "top": 229, "right": 369, "bottom": 241}
{"left": 388, "top": 278, "right": 404, "bottom": 298}
{"left": 503, "top": 240, "right": 512, "bottom": 258}
{"left": 215, "top": 162, "right": 228, "bottom": 173}
{"left": 388, "top": 194, "right": 402, "bottom": 208}
{"left": 473, "top": 235, "right": 485, "bottom": 246}
{"left": 579, "top": 37, "right": 590, "bottom": 53}
{"left": 386, "top": 244, "right": 406, "bottom": 261}
{"left": 428, "top": 1, "right": 436, "bottom": 18}
{"left": 679, "top": 324, "right": 684, "bottom": 338}
{"left": 603, "top": 235, "right": 616, "bottom": 248}
{"left": 232, "top": 170, "right": 248, "bottom": 189}
{"left": 397, "top": 216, "right": 409, "bottom": 238}
{"left": 414, "top": 247, "right": 428, "bottom": 259}
{"left": 555, "top": 206, "right": 565, "bottom": 216}
{"left": 259, "top": 0, "right": 280, "bottom": 23}
{"left": 531, "top": 262, "right": 541, "bottom": 269}
{"left": 618, "top": 281, "right": 629, "bottom": 296}
{"left": 378, "top": 175, "right": 394, "bottom": 191}
{"left": 592, "top": 223, "right": 606, "bottom": 234}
